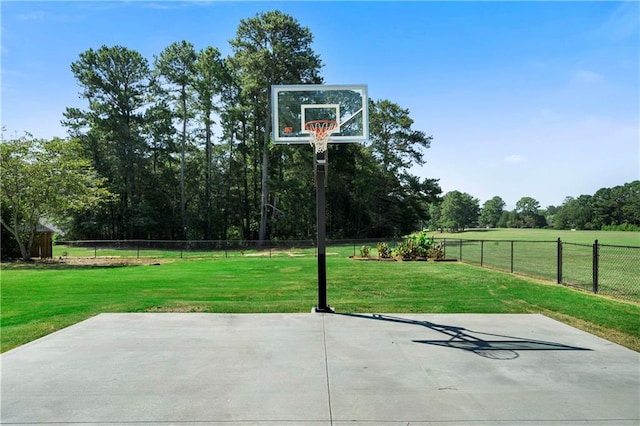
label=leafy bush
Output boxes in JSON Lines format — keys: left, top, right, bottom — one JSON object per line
{"left": 392, "top": 231, "right": 444, "bottom": 260}
{"left": 601, "top": 223, "right": 640, "bottom": 232}
{"left": 376, "top": 242, "right": 393, "bottom": 259}
{"left": 393, "top": 240, "right": 415, "bottom": 260}
{"left": 427, "top": 243, "right": 444, "bottom": 260}
{"left": 359, "top": 245, "right": 370, "bottom": 258}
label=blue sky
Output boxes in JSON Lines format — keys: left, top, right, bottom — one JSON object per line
{"left": 2, "top": 1, "right": 638, "bottom": 210}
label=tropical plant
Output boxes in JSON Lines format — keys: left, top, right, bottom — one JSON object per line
{"left": 392, "top": 230, "right": 442, "bottom": 260}
{"left": 376, "top": 242, "right": 392, "bottom": 259}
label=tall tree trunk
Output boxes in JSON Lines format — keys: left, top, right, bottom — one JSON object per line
{"left": 223, "top": 119, "right": 235, "bottom": 240}
{"left": 258, "top": 97, "right": 272, "bottom": 243}
{"left": 180, "top": 88, "right": 187, "bottom": 239}
{"left": 205, "top": 121, "right": 212, "bottom": 239}
{"left": 1, "top": 216, "right": 32, "bottom": 261}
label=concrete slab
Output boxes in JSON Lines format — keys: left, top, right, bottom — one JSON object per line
{"left": 1, "top": 314, "right": 331, "bottom": 425}
{"left": 326, "top": 313, "right": 640, "bottom": 425}
{"left": 1, "top": 313, "right": 638, "bottom": 425}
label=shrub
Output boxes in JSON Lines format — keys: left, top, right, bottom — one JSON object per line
{"left": 427, "top": 243, "right": 444, "bottom": 260}
{"left": 359, "top": 245, "right": 370, "bottom": 258}
{"left": 392, "top": 231, "right": 444, "bottom": 260}
{"left": 601, "top": 223, "right": 640, "bottom": 232}
{"left": 376, "top": 242, "right": 392, "bottom": 259}
{"left": 393, "top": 241, "right": 415, "bottom": 260}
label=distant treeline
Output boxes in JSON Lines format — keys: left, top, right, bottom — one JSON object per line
{"left": 427, "top": 181, "right": 640, "bottom": 232}
{"left": 2, "top": 10, "right": 637, "bottom": 254}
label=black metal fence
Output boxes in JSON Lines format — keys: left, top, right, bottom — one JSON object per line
{"left": 440, "top": 238, "right": 640, "bottom": 303}
{"left": 55, "top": 238, "right": 402, "bottom": 259}
{"left": 56, "top": 238, "right": 639, "bottom": 303}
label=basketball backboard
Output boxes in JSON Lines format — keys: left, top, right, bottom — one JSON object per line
{"left": 272, "top": 84, "right": 368, "bottom": 144}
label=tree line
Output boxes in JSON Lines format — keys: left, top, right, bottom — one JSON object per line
{"left": 1, "top": 10, "right": 440, "bottom": 256}
{"left": 428, "top": 181, "right": 640, "bottom": 232}
{"left": 3, "top": 10, "right": 637, "bottom": 260}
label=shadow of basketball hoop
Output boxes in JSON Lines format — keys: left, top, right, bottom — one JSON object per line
{"left": 338, "top": 313, "right": 591, "bottom": 361}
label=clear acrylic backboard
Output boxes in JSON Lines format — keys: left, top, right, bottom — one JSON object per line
{"left": 272, "top": 84, "right": 368, "bottom": 144}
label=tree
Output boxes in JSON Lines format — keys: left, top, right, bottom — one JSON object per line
{"left": 439, "top": 190, "right": 479, "bottom": 232}
{"left": 192, "top": 46, "right": 226, "bottom": 239}
{"left": 428, "top": 204, "right": 442, "bottom": 231}
{"left": 64, "top": 45, "right": 152, "bottom": 238}
{"left": 497, "top": 210, "right": 510, "bottom": 228}
{"left": 229, "top": 10, "right": 323, "bottom": 241}
{"left": 543, "top": 205, "right": 559, "bottom": 228}
{"left": 154, "top": 41, "right": 197, "bottom": 238}
{"left": 619, "top": 181, "right": 640, "bottom": 226}
{"left": 369, "top": 99, "right": 433, "bottom": 173}
{"left": 478, "top": 196, "right": 505, "bottom": 228}
{"left": 515, "top": 196, "right": 542, "bottom": 228}
{"left": 351, "top": 99, "right": 439, "bottom": 236}
{"left": 555, "top": 195, "right": 594, "bottom": 230}
{"left": 0, "top": 135, "right": 110, "bottom": 260}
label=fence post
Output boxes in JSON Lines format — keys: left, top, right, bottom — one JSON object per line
{"left": 510, "top": 241, "right": 514, "bottom": 273}
{"left": 480, "top": 240, "right": 484, "bottom": 267}
{"left": 557, "top": 238, "right": 562, "bottom": 284}
{"left": 592, "top": 239, "right": 599, "bottom": 294}
{"left": 443, "top": 238, "right": 447, "bottom": 259}
{"left": 94, "top": 244, "right": 97, "bottom": 259}
{"left": 137, "top": 241, "right": 140, "bottom": 259}
{"left": 459, "top": 239, "right": 462, "bottom": 261}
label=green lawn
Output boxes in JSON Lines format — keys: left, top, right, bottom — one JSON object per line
{"left": 2, "top": 255, "right": 638, "bottom": 353}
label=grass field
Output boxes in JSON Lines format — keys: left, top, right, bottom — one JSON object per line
{"left": 2, "top": 254, "right": 639, "bottom": 353}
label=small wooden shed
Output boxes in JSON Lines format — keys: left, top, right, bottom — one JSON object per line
{"left": 31, "top": 224, "right": 54, "bottom": 259}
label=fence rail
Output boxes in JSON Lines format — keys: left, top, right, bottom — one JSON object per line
{"left": 56, "top": 238, "right": 640, "bottom": 303}
{"left": 440, "top": 238, "right": 640, "bottom": 303}
{"left": 55, "top": 238, "right": 403, "bottom": 259}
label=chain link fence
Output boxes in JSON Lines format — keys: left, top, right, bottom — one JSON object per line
{"left": 440, "top": 238, "right": 640, "bottom": 303}
{"left": 56, "top": 238, "right": 639, "bottom": 303}
{"left": 55, "top": 238, "right": 403, "bottom": 260}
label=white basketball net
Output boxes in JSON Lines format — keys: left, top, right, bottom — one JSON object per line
{"left": 306, "top": 120, "right": 337, "bottom": 154}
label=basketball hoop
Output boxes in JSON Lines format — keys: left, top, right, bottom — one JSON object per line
{"left": 305, "top": 120, "right": 338, "bottom": 153}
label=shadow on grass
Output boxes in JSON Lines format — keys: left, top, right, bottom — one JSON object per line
{"left": 338, "top": 313, "right": 591, "bottom": 360}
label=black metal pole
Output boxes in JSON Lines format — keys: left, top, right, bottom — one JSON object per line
{"left": 593, "top": 239, "right": 599, "bottom": 294}
{"left": 314, "top": 150, "right": 332, "bottom": 312}
{"left": 557, "top": 238, "right": 562, "bottom": 284}
{"left": 510, "top": 240, "right": 514, "bottom": 273}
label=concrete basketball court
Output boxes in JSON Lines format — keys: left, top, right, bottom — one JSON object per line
{"left": 1, "top": 313, "right": 638, "bottom": 425}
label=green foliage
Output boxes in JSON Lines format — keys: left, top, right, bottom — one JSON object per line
{"left": 55, "top": 12, "right": 443, "bottom": 242}
{"left": 369, "top": 99, "right": 433, "bottom": 172}
{"left": 0, "top": 134, "right": 111, "bottom": 260}
{"left": 230, "top": 10, "right": 325, "bottom": 241}
{"left": 393, "top": 230, "right": 443, "bottom": 260}
{"left": 601, "top": 223, "right": 640, "bottom": 232}
{"left": 359, "top": 245, "right": 370, "bottom": 258}
{"left": 154, "top": 40, "right": 198, "bottom": 238}
{"left": 376, "top": 242, "right": 392, "bottom": 259}
{"left": 439, "top": 190, "right": 479, "bottom": 232}
{"left": 479, "top": 196, "right": 505, "bottom": 228}
{"left": 553, "top": 182, "right": 640, "bottom": 231}
{"left": 64, "top": 45, "right": 154, "bottom": 239}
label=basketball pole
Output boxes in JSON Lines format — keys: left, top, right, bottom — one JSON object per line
{"left": 314, "top": 149, "right": 332, "bottom": 313}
